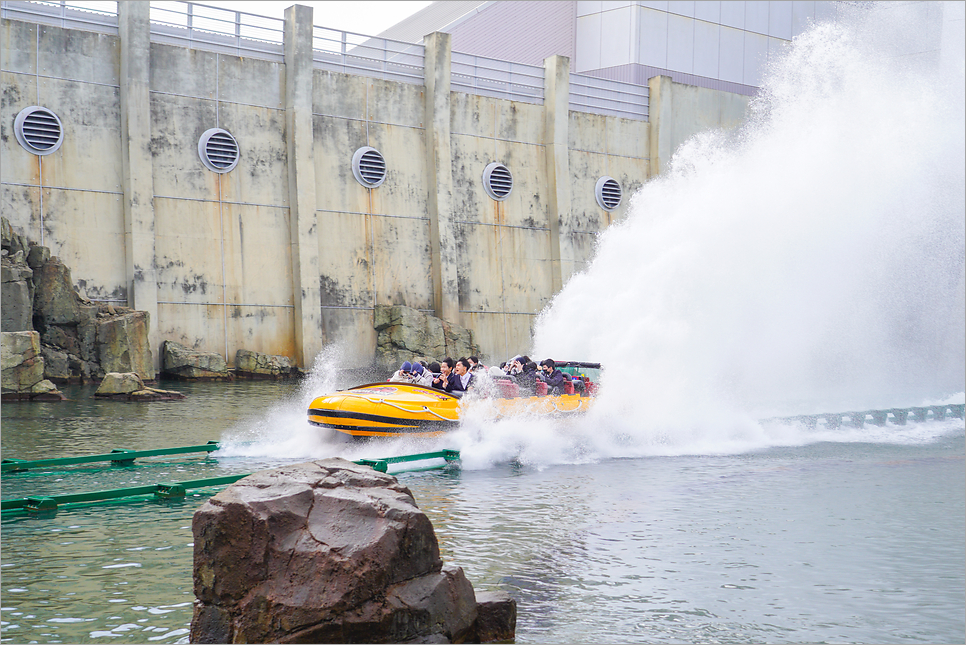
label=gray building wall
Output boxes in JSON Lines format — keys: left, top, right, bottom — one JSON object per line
{"left": 1, "top": 4, "right": 750, "bottom": 370}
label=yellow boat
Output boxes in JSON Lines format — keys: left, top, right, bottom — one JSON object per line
{"left": 307, "top": 362, "right": 600, "bottom": 439}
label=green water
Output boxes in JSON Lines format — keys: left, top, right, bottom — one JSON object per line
{"left": 2, "top": 381, "right": 964, "bottom": 643}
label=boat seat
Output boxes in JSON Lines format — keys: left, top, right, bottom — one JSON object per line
{"left": 563, "top": 380, "right": 575, "bottom": 395}
{"left": 495, "top": 379, "right": 519, "bottom": 398}
{"left": 535, "top": 381, "right": 548, "bottom": 396}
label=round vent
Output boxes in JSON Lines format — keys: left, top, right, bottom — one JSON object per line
{"left": 14, "top": 106, "right": 64, "bottom": 155}
{"left": 198, "top": 128, "right": 239, "bottom": 173}
{"left": 352, "top": 146, "right": 387, "bottom": 187}
{"left": 483, "top": 162, "right": 512, "bottom": 201}
{"left": 595, "top": 176, "right": 622, "bottom": 211}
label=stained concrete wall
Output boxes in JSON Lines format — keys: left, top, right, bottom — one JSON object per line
{"left": 1, "top": 5, "right": 748, "bottom": 370}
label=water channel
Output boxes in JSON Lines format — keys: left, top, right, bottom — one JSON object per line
{"left": 2, "top": 380, "right": 963, "bottom": 644}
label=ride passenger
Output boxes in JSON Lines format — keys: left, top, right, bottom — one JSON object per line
{"left": 536, "top": 359, "right": 567, "bottom": 395}
{"left": 467, "top": 356, "right": 484, "bottom": 373}
{"left": 455, "top": 358, "right": 474, "bottom": 391}
{"left": 432, "top": 357, "right": 455, "bottom": 391}
{"left": 388, "top": 361, "right": 414, "bottom": 383}
{"left": 409, "top": 362, "right": 434, "bottom": 387}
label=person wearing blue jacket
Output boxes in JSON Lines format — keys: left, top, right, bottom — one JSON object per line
{"left": 537, "top": 359, "right": 567, "bottom": 395}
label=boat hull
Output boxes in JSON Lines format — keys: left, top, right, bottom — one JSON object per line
{"left": 307, "top": 382, "right": 592, "bottom": 439}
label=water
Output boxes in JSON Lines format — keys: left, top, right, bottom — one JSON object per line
{"left": 2, "top": 383, "right": 964, "bottom": 644}
{"left": 4, "top": 3, "right": 965, "bottom": 643}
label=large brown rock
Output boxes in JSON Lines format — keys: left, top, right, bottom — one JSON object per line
{"left": 190, "top": 459, "right": 512, "bottom": 644}
{"left": 162, "top": 340, "right": 231, "bottom": 380}
{"left": 1, "top": 254, "right": 34, "bottom": 332}
{"left": 97, "top": 310, "right": 154, "bottom": 380}
{"left": 1, "top": 331, "right": 65, "bottom": 401}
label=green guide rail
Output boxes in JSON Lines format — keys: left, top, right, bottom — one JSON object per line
{"left": 1, "top": 448, "right": 460, "bottom": 516}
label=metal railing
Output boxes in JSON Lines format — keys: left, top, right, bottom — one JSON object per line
{"left": 570, "top": 72, "right": 649, "bottom": 121}
{"left": 0, "top": 0, "right": 117, "bottom": 34}
{"left": 148, "top": 1, "right": 284, "bottom": 62}
{"left": 451, "top": 51, "right": 544, "bottom": 104}
{"left": 2, "top": 1, "right": 650, "bottom": 119}
{"left": 312, "top": 26, "right": 425, "bottom": 84}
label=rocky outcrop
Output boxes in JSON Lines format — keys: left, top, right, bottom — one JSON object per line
{"left": 190, "top": 458, "right": 516, "bottom": 644}
{"left": 162, "top": 340, "right": 232, "bottom": 380}
{"left": 234, "top": 348, "right": 301, "bottom": 380}
{"left": 1, "top": 331, "right": 66, "bottom": 401}
{"left": 374, "top": 305, "right": 480, "bottom": 370}
{"left": 94, "top": 371, "right": 186, "bottom": 401}
{"left": 1, "top": 217, "right": 155, "bottom": 384}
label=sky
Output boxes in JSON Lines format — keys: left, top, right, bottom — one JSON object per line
{"left": 202, "top": 1, "right": 434, "bottom": 37}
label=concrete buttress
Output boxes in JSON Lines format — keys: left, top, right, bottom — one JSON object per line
{"left": 284, "top": 4, "right": 323, "bottom": 369}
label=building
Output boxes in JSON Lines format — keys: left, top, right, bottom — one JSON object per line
{"left": 9, "top": 1, "right": 953, "bottom": 372}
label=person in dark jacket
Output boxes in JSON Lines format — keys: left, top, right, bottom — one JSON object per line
{"left": 537, "top": 359, "right": 567, "bottom": 395}
{"left": 432, "top": 357, "right": 456, "bottom": 391}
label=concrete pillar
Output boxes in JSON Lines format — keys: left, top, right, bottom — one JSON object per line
{"left": 284, "top": 4, "right": 322, "bottom": 369}
{"left": 647, "top": 75, "right": 673, "bottom": 179}
{"left": 423, "top": 32, "right": 460, "bottom": 323}
{"left": 118, "top": 1, "right": 159, "bottom": 377}
{"left": 544, "top": 54, "right": 573, "bottom": 292}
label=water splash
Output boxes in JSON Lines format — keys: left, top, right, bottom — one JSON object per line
{"left": 221, "top": 3, "right": 964, "bottom": 467}
{"left": 533, "top": 3, "right": 965, "bottom": 433}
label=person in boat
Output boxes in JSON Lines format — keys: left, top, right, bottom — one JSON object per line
{"left": 536, "top": 358, "right": 567, "bottom": 395}
{"left": 467, "top": 356, "right": 485, "bottom": 373}
{"left": 455, "top": 358, "right": 474, "bottom": 391}
{"left": 519, "top": 360, "right": 539, "bottom": 394}
{"left": 409, "top": 361, "right": 434, "bottom": 387}
{"left": 432, "top": 357, "right": 456, "bottom": 391}
{"left": 388, "top": 361, "right": 415, "bottom": 383}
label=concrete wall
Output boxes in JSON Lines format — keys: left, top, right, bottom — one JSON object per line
{"left": 1, "top": 4, "right": 748, "bottom": 370}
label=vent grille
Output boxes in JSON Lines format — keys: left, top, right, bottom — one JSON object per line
{"left": 198, "top": 128, "right": 240, "bottom": 173}
{"left": 352, "top": 147, "right": 387, "bottom": 187}
{"left": 595, "top": 176, "right": 622, "bottom": 211}
{"left": 14, "top": 106, "right": 64, "bottom": 156}
{"left": 483, "top": 162, "right": 513, "bottom": 201}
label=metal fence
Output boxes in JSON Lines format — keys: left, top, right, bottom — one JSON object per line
{"left": 312, "top": 27, "right": 425, "bottom": 85}
{"left": 2, "top": 1, "right": 649, "bottom": 120}
{"left": 148, "top": 1, "right": 284, "bottom": 62}
{"left": 0, "top": 0, "right": 117, "bottom": 34}
{"left": 451, "top": 51, "right": 544, "bottom": 105}
{"left": 570, "top": 73, "right": 649, "bottom": 121}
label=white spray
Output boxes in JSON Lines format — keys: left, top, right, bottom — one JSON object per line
{"left": 532, "top": 2, "right": 964, "bottom": 441}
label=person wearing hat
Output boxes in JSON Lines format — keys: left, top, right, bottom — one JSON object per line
{"left": 388, "top": 360, "right": 414, "bottom": 383}
{"left": 408, "top": 361, "right": 434, "bottom": 387}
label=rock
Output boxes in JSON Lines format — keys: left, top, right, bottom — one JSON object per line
{"left": 374, "top": 305, "right": 479, "bottom": 370}
{"left": 97, "top": 310, "right": 154, "bottom": 380}
{"left": 190, "top": 458, "right": 514, "bottom": 643}
{"left": 32, "top": 257, "right": 82, "bottom": 326}
{"left": 96, "top": 372, "right": 144, "bottom": 395}
{"left": 473, "top": 591, "right": 518, "bottom": 643}
{"left": 40, "top": 346, "right": 72, "bottom": 381}
{"left": 1, "top": 257, "right": 34, "bottom": 332}
{"left": 94, "top": 371, "right": 185, "bottom": 401}
{"left": 1, "top": 331, "right": 65, "bottom": 401}
{"left": 162, "top": 340, "right": 231, "bottom": 381}
{"left": 234, "top": 348, "right": 300, "bottom": 380}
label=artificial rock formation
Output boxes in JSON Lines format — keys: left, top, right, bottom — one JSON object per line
{"left": 375, "top": 305, "right": 480, "bottom": 370}
{"left": 94, "top": 372, "right": 186, "bottom": 401}
{"left": 234, "top": 348, "right": 301, "bottom": 380}
{"left": 190, "top": 458, "right": 515, "bottom": 644}
{"left": 161, "top": 340, "right": 232, "bottom": 380}
{"left": 1, "top": 217, "right": 155, "bottom": 383}
{"left": 1, "top": 331, "right": 65, "bottom": 401}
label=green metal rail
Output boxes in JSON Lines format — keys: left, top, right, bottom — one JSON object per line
{"left": 2, "top": 441, "right": 223, "bottom": 472}
{"left": 1, "top": 450, "right": 460, "bottom": 515}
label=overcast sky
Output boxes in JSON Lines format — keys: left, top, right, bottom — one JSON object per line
{"left": 201, "top": 1, "right": 433, "bottom": 37}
